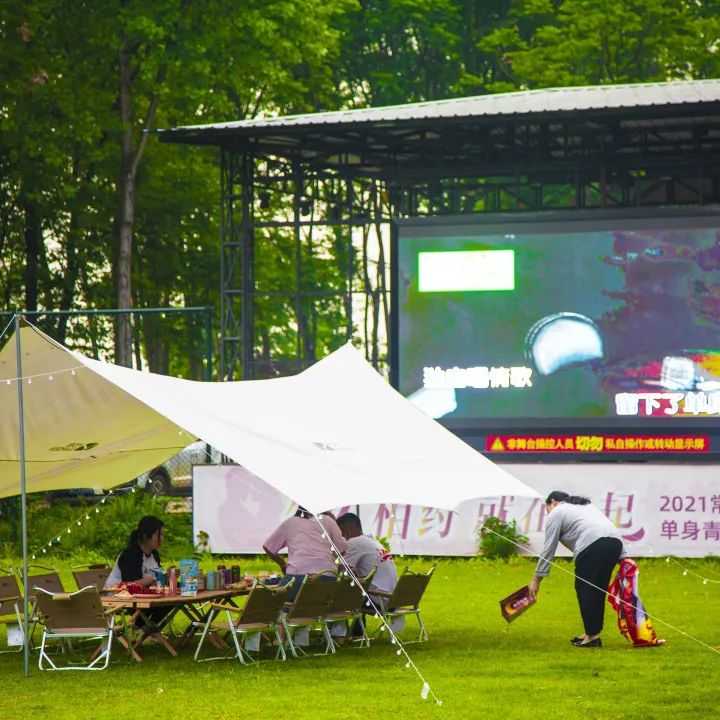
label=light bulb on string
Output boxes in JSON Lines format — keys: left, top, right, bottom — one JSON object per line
{"left": 665, "top": 557, "right": 670, "bottom": 563}
{"left": 85, "top": 514, "right": 90, "bottom": 520}
{"left": 405, "top": 662, "right": 410, "bottom": 669}
{"left": 27, "top": 378, "right": 32, "bottom": 384}
{"left": 703, "top": 579, "right": 708, "bottom": 585}
{"left": 48, "top": 375, "right": 53, "bottom": 381}
{"left": 42, "top": 548, "right": 46, "bottom": 554}
{"left": 66, "top": 528, "right": 71, "bottom": 534}
{"left": 95, "top": 508, "right": 99, "bottom": 513}
{"left": 77, "top": 521, "right": 81, "bottom": 526}
{"left": 71, "top": 369, "right": 76, "bottom": 375}
{"left": 396, "top": 649, "right": 402, "bottom": 655}
{"left": 683, "top": 570, "right": 688, "bottom": 576}
{"left": 5, "top": 380, "right": 10, "bottom": 385}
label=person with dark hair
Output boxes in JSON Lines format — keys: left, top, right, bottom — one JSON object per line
{"left": 335, "top": 513, "right": 399, "bottom": 638}
{"left": 263, "top": 506, "right": 346, "bottom": 601}
{"left": 104, "top": 515, "right": 165, "bottom": 589}
{"left": 528, "top": 491, "right": 625, "bottom": 648}
{"left": 336, "top": 512, "right": 397, "bottom": 598}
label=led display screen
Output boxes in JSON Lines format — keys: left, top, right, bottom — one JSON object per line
{"left": 393, "top": 211, "right": 720, "bottom": 428}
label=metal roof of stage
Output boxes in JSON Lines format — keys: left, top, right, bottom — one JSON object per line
{"left": 158, "top": 79, "right": 720, "bottom": 177}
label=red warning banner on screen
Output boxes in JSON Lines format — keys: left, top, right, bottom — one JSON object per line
{"left": 485, "top": 435, "right": 710, "bottom": 453}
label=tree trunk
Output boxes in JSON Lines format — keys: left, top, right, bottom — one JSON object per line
{"left": 57, "top": 203, "right": 80, "bottom": 345}
{"left": 115, "top": 42, "right": 136, "bottom": 367}
{"left": 115, "top": 160, "right": 134, "bottom": 366}
{"left": 21, "top": 193, "right": 43, "bottom": 312}
{"left": 114, "top": 38, "right": 161, "bottom": 367}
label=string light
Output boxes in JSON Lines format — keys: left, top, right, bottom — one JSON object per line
{"left": 1, "top": 365, "right": 83, "bottom": 385}
{"left": 665, "top": 556, "right": 720, "bottom": 585}
{"left": 30, "top": 489, "right": 112, "bottom": 560}
{"left": 311, "top": 513, "right": 442, "bottom": 705}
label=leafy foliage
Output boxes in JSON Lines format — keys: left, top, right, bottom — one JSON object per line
{"left": 0, "top": 492, "right": 193, "bottom": 564}
{"left": 477, "top": 515, "right": 528, "bottom": 559}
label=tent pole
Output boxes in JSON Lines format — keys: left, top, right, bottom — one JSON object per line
{"left": 15, "top": 314, "right": 30, "bottom": 677}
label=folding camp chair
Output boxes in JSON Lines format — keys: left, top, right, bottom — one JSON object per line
{"left": 0, "top": 568, "right": 24, "bottom": 653}
{"left": 72, "top": 564, "right": 111, "bottom": 592}
{"left": 194, "top": 581, "right": 291, "bottom": 664}
{"left": 372, "top": 566, "right": 435, "bottom": 643}
{"left": 26, "top": 565, "right": 66, "bottom": 647}
{"left": 34, "top": 586, "right": 116, "bottom": 670}
{"left": 325, "top": 568, "right": 376, "bottom": 649}
{"left": 282, "top": 572, "right": 339, "bottom": 658}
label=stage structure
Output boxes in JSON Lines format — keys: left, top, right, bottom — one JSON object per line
{"left": 158, "top": 80, "right": 720, "bottom": 385}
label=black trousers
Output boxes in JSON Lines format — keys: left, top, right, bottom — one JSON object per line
{"left": 574, "top": 537, "right": 623, "bottom": 636}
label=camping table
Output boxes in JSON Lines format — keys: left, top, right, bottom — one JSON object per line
{"left": 102, "top": 588, "right": 248, "bottom": 662}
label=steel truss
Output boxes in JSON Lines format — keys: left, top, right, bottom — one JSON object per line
{"left": 220, "top": 113, "right": 720, "bottom": 380}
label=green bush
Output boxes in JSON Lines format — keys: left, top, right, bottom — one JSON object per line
{"left": 477, "top": 516, "right": 528, "bottom": 560}
{"left": 0, "top": 491, "right": 193, "bottom": 564}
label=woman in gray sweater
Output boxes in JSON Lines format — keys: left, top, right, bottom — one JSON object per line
{"left": 528, "top": 491, "right": 625, "bottom": 648}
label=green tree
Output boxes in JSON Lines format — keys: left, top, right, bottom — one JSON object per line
{"left": 0, "top": 0, "right": 355, "bottom": 375}
{"left": 334, "top": 0, "right": 515, "bottom": 106}
{"left": 478, "top": 0, "right": 720, "bottom": 90}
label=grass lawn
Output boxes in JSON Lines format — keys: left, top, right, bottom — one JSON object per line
{"left": 1, "top": 556, "right": 718, "bottom": 720}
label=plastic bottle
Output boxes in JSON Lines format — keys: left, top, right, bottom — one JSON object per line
{"left": 168, "top": 567, "right": 178, "bottom": 595}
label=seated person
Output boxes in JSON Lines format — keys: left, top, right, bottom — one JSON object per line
{"left": 105, "top": 515, "right": 167, "bottom": 637}
{"left": 105, "top": 515, "right": 164, "bottom": 589}
{"left": 263, "top": 506, "right": 347, "bottom": 601}
{"left": 336, "top": 512, "right": 398, "bottom": 605}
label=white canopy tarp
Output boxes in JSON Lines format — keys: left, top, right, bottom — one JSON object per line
{"left": 1, "top": 323, "right": 540, "bottom": 511}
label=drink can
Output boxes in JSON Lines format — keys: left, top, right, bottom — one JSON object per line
{"left": 205, "top": 570, "right": 217, "bottom": 591}
{"left": 231, "top": 565, "right": 241, "bottom": 583}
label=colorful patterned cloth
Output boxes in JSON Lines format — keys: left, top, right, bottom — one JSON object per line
{"left": 607, "top": 558, "right": 663, "bottom": 646}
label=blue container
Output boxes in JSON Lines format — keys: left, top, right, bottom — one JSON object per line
{"left": 205, "top": 570, "right": 218, "bottom": 591}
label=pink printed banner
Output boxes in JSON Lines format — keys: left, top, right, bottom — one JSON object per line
{"left": 192, "top": 464, "right": 720, "bottom": 558}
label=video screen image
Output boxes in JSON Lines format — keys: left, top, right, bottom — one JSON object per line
{"left": 396, "top": 216, "right": 720, "bottom": 423}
